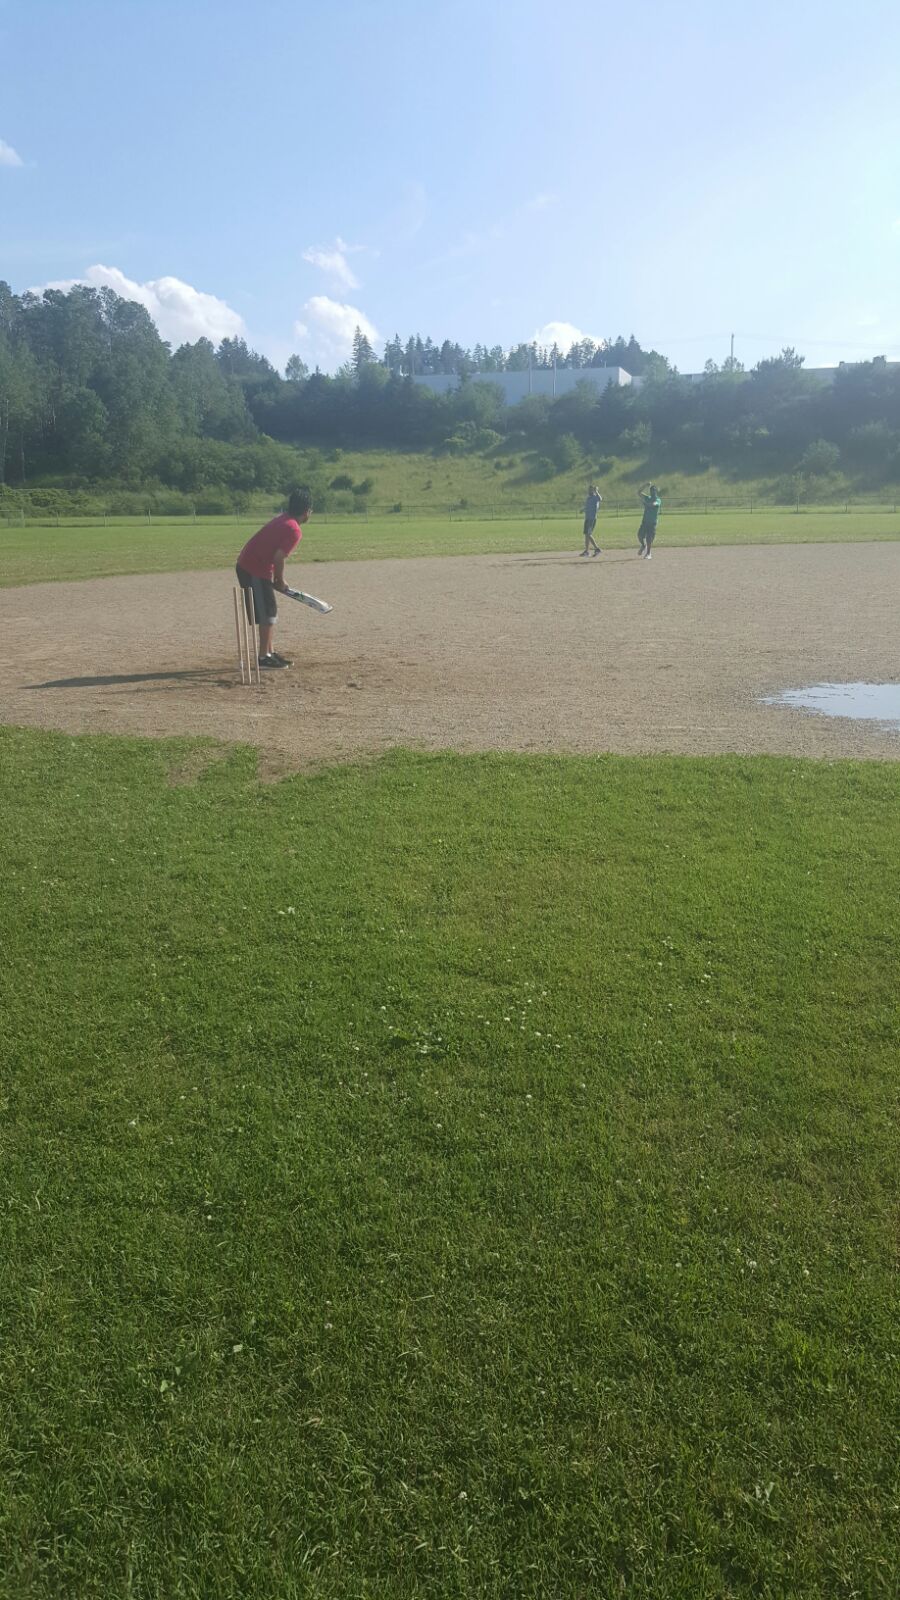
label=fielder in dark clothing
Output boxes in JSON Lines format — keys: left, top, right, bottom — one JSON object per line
{"left": 637, "top": 484, "right": 661, "bottom": 557}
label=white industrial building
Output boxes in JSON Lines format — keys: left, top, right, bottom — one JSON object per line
{"left": 804, "top": 359, "right": 899, "bottom": 381}
{"left": 413, "top": 367, "right": 633, "bottom": 404}
{"left": 414, "top": 357, "right": 898, "bottom": 400}
{"left": 680, "top": 358, "right": 899, "bottom": 384}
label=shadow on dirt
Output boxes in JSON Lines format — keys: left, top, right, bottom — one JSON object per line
{"left": 507, "top": 554, "right": 639, "bottom": 567}
{"left": 26, "top": 669, "right": 230, "bottom": 690}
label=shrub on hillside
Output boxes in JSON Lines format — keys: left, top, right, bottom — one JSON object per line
{"left": 845, "top": 422, "right": 897, "bottom": 469}
{"left": 618, "top": 421, "right": 652, "bottom": 453}
{"left": 192, "top": 491, "right": 235, "bottom": 515}
{"left": 329, "top": 473, "right": 354, "bottom": 490}
{"left": 549, "top": 433, "right": 581, "bottom": 472}
{"left": 442, "top": 420, "right": 479, "bottom": 453}
{"left": 352, "top": 478, "right": 374, "bottom": 497}
{"left": 797, "top": 439, "right": 841, "bottom": 477}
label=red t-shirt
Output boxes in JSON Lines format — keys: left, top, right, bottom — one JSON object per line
{"left": 237, "top": 515, "right": 302, "bottom": 580}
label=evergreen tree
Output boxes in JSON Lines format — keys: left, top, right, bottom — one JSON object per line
{"left": 351, "top": 326, "right": 375, "bottom": 373}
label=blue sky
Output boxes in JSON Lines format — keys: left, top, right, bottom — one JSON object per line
{"left": 2, "top": 0, "right": 899, "bottom": 374}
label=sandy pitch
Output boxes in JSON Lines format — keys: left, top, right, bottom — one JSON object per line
{"left": 1, "top": 542, "right": 898, "bottom": 768}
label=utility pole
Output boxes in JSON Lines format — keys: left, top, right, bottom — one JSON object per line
{"left": 730, "top": 332, "right": 735, "bottom": 366}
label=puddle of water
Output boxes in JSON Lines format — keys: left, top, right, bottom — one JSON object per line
{"left": 762, "top": 682, "right": 900, "bottom": 729}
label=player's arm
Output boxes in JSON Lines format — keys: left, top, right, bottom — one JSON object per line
{"left": 272, "top": 549, "right": 290, "bottom": 591}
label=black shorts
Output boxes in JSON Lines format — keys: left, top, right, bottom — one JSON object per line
{"left": 583, "top": 515, "right": 598, "bottom": 536}
{"left": 235, "top": 564, "right": 277, "bottom": 625}
{"left": 639, "top": 520, "right": 657, "bottom": 545}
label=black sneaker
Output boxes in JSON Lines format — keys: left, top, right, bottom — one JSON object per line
{"left": 259, "top": 654, "right": 288, "bottom": 670}
{"left": 269, "top": 651, "right": 293, "bottom": 667}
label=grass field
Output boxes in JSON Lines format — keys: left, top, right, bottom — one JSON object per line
{"left": 2, "top": 727, "right": 898, "bottom": 1598}
{"left": 1, "top": 507, "right": 899, "bottom": 586}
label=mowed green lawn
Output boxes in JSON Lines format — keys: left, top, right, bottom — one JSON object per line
{"left": 1, "top": 728, "right": 898, "bottom": 1598}
{"left": 1, "top": 508, "right": 898, "bottom": 586}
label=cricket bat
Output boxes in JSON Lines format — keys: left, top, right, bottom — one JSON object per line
{"left": 284, "top": 587, "right": 333, "bottom": 615}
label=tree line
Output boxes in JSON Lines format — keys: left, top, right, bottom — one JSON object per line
{"left": 376, "top": 330, "right": 667, "bottom": 378}
{"left": 2, "top": 281, "right": 899, "bottom": 505}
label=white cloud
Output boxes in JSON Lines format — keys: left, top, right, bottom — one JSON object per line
{"left": 533, "top": 320, "right": 603, "bottom": 352}
{"left": 292, "top": 296, "right": 380, "bottom": 371}
{"left": 302, "top": 236, "right": 367, "bottom": 292}
{"left": 31, "top": 264, "right": 246, "bottom": 347}
{"left": 0, "top": 139, "right": 24, "bottom": 167}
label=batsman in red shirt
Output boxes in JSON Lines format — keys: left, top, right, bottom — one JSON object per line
{"left": 235, "top": 489, "right": 312, "bottom": 669}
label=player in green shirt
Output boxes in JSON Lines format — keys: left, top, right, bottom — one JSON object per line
{"left": 580, "top": 485, "right": 603, "bottom": 556}
{"left": 637, "top": 484, "right": 661, "bottom": 558}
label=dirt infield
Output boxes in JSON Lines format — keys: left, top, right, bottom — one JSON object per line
{"left": 1, "top": 542, "right": 898, "bottom": 767}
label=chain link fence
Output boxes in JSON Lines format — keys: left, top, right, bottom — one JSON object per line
{"left": 3, "top": 497, "right": 900, "bottom": 530}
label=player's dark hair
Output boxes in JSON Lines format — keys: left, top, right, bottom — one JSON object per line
{"left": 649, "top": 483, "right": 659, "bottom": 496}
{"left": 287, "top": 487, "right": 312, "bottom": 518}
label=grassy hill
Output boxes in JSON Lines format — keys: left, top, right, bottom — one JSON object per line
{"left": 304, "top": 449, "right": 756, "bottom": 518}
{"left": 235, "top": 446, "right": 898, "bottom": 518}
{"left": 4, "top": 446, "right": 898, "bottom": 525}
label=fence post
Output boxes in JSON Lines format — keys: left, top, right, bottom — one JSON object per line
{"left": 147, "top": 507, "right": 151, "bottom": 525}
